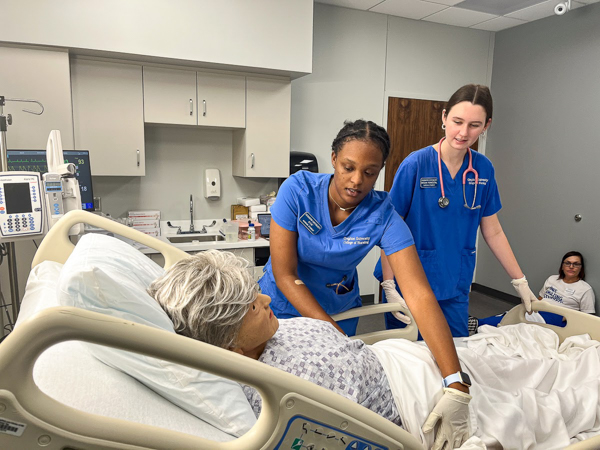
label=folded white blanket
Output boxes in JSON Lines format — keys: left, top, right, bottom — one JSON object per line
{"left": 371, "top": 323, "right": 600, "bottom": 450}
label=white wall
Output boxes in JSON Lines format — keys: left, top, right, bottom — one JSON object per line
{"left": 291, "top": 4, "right": 494, "bottom": 296}
{"left": 0, "top": 0, "right": 313, "bottom": 76}
{"left": 474, "top": 3, "right": 600, "bottom": 315}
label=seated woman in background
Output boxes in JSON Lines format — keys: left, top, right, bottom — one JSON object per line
{"left": 477, "top": 251, "right": 595, "bottom": 329}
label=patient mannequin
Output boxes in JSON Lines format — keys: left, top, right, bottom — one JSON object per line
{"left": 148, "top": 250, "right": 402, "bottom": 425}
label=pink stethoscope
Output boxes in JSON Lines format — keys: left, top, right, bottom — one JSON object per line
{"left": 437, "top": 137, "right": 481, "bottom": 210}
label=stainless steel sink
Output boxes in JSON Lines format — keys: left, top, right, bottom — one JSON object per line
{"left": 166, "top": 234, "right": 225, "bottom": 244}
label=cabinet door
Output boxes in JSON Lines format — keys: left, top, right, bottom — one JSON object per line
{"left": 232, "top": 77, "right": 290, "bottom": 177}
{"left": 143, "top": 67, "right": 197, "bottom": 125}
{"left": 71, "top": 59, "right": 145, "bottom": 176}
{"left": 0, "top": 46, "right": 74, "bottom": 150}
{"left": 196, "top": 72, "right": 245, "bottom": 128}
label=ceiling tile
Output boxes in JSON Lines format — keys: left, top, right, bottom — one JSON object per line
{"left": 423, "top": 0, "right": 464, "bottom": 5}
{"left": 470, "top": 16, "right": 527, "bottom": 31}
{"left": 315, "top": 0, "right": 384, "bottom": 10}
{"left": 505, "top": 0, "right": 557, "bottom": 20}
{"left": 369, "top": 0, "right": 448, "bottom": 19}
{"left": 422, "top": 6, "right": 498, "bottom": 26}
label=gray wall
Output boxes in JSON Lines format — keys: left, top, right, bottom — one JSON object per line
{"left": 94, "top": 126, "right": 279, "bottom": 220}
{"left": 475, "top": 2, "right": 600, "bottom": 314}
{"left": 291, "top": 4, "right": 494, "bottom": 297}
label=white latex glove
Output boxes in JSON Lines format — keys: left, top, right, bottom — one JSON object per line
{"left": 380, "top": 280, "right": 412, "bottom": 325}
{"left": 511, "top": 276, "right": 538, "bottom": 314}
{"left": 422, "top": 388, "right": 472, "bottom": 450}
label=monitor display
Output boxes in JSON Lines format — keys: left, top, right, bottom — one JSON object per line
{"left": 257, "top": 213, "right": 271, "bottom": 238}
{"left": 6, "top": 150, "right": 94, "bottom": 211}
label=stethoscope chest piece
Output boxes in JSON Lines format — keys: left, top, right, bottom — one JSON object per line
{"left": 438, "top": 196, "right": 450, "bottom": 208}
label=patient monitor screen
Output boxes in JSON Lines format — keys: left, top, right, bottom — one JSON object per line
{"left": 6, "top": 150, "right": 94, "bottom": 211}
{"left": 5, "top": 183, "right": 33, "bottom": 214}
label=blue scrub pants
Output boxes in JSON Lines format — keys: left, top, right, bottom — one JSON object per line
{"left": 478, "top": 311, "right": 567, "bottom": 328}
{"left": 383, "top": 291, "right": 470, "bottom": 338}
{"left": 274, "top": 310, "right": 359, "bottom": 336}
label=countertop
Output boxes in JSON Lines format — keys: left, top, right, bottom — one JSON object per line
{"left": 138, "top": 219, "right": 269, "bottom": 254}
{"left": 138, "top": 234, "right": 270, "bottom": 254}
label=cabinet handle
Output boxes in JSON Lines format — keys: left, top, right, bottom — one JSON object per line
{"left": 203, "top": 99, "right": 207, "bottom": 117}
{"left": 189, "top": 99, "right": 193, "bottom": 116}
{"left": 251, "top": 153, "right": 255, "bottom": 169}
{"left": 137, "top": 149, "right": 140, "bottom": 167}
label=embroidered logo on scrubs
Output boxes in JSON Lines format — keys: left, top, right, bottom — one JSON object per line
{"left": 343, "top": 236, "right": 370, "bottom": 245}
{"left": 420, "top": 177, "right": 438, "bottom": 188}
{"left": 467, "top": 178, "right": 489, "bottom": 186}
{"left": 299, "top": 212, "right": 322, "bottom": 235}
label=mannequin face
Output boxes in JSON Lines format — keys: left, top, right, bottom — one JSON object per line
{"left": 230, "top": 294, "right": 279, "bottom": 358}
{"left": 442, "top": 102, "right": 491, "bottom": 151}
{"left": 330, "top": 139, "right": 384, "bottom": 209}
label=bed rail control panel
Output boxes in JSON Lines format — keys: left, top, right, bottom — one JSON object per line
{"left": 0, "top": 171, "right": 44, "bottom": 239}
{"left": 274, "top": 416, "right": 388, "bottom": 450}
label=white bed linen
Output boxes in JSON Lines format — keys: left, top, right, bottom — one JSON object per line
{"left": 371, "top": 323, "right": 600, "bottom": 450}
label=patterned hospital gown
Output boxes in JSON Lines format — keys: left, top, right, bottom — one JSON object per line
{"left": 243, "top": 317, "right": 401, "bottom": 426}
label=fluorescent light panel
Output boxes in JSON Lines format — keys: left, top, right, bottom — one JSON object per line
{"left": 454, "top": 0, "right": 549, "bottom": 15}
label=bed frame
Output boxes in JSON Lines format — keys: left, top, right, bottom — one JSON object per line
{"left": 0, "top": 210, "right": 598, "bottom": 449}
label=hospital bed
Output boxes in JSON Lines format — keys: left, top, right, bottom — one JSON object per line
{"left": 0, "top": 210, "right": 599, "bottom": 450}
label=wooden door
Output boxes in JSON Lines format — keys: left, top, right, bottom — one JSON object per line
{"left": 385, "top": 97, "right": 478, "bottom": 191}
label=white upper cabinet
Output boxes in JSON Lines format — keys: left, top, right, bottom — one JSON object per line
{"left": 143, "top": 67, "right": 245, "bottom": 128}
{"left": 197, "top": 72, "right": 245, "bottom": 128}
{"left": 143, "top": 67, "right": 197, "bottom": 126}
{"left": 0, "top": 46, "right": 74, "bottom": 150}
{"left": 233, "top": 77, "right": 290, "bottom": 178}
{"left": 71, "top": 59, "right": 145, "bottom": 176}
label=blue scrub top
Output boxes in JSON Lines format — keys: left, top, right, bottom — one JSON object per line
{"left": 259, "top": 171, "right": 414, "bottom": 318}
{"left": 374, "top": 146, "right": 502, "bottom": 300}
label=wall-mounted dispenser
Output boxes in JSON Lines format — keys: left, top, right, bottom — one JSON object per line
{"left": 204, "top": 168, "right": 221, "bottom": 200}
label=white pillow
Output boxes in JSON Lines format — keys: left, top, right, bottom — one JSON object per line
{"left": 15, "top": 260, "right": 63, "bottom": 328}
{"left": 57, "top": 233, "right": 256, "bottom": 437}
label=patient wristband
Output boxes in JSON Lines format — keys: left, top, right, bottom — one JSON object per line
{"left": 443, "top": 371, "right": 472, "bottom": 388}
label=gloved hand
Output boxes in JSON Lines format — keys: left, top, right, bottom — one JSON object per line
{"left": 511, "top": 276, "right": 538, "bottom": 314}
{"left": 381, "top": 280, "right": 412, "bottom": 324}
{"left": 422, "top": 388, "right": 472, "bottom": 450}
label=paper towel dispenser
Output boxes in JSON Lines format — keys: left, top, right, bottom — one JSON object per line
{"left": 289, "top": 151, "right": 319, "bottom": 174}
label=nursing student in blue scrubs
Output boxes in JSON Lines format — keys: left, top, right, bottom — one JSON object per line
{"left": 376, "top": 84, "right": 538, "bottom": 338}
{"left": 260, "top": 120, "right": 473, "bottom": 450}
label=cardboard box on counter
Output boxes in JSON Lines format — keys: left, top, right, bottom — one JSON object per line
{"left": 128, "top": 210, "right": 161, "bottom": 220}
{"left": 130, "top": 219, "right": 160, "bottom": 228}
{"left": 133, "top": 227, "right": 161, "bottom": 237}
{"left": 237, "top": 197, "right": 260, "bottom": 207}
{"left": 231, "top": 204, "right": 249, "bottom": 220}
{"left": 249, "top": 204, "right": 267, "bottom": 213}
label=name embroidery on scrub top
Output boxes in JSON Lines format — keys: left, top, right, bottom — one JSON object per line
{"left": 343, "top": 236, "right": 370, "bottom": 245}
{"left": 467, "top": 178, "right": 489, "bottom": 186}
{"left": 299, "top": 212, "right": 322, "bottom": 235}
{"left": 420, "top": 177, "right": 438, "bottom": 188}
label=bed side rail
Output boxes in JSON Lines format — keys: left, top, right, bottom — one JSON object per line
{"left": 332, "top": 304, "right": 418, "bottom": 344}
{"left": 31, "top": 210, "right": 189, "bottom": 270}
{"left": 0, "top": 307, "right": 423, "bottom": 450}
{"left": 499, "top": 301, "right": 600, "bottom": 343}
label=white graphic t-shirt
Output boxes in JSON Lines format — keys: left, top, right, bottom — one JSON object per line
{"left": 539, "top": 275, "right": 596, "bottom": 313}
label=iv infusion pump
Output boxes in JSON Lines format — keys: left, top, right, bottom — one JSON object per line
{"left": 0, "top": 171, "right": 45, "bottom": 241}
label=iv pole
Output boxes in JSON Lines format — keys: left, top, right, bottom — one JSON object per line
{"left": 0, "top": 95, "right": 45, "bottom": 331}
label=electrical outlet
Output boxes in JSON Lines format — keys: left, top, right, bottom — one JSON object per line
{"left": 93, "top": 196, "right": 102, "bottom": 211}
